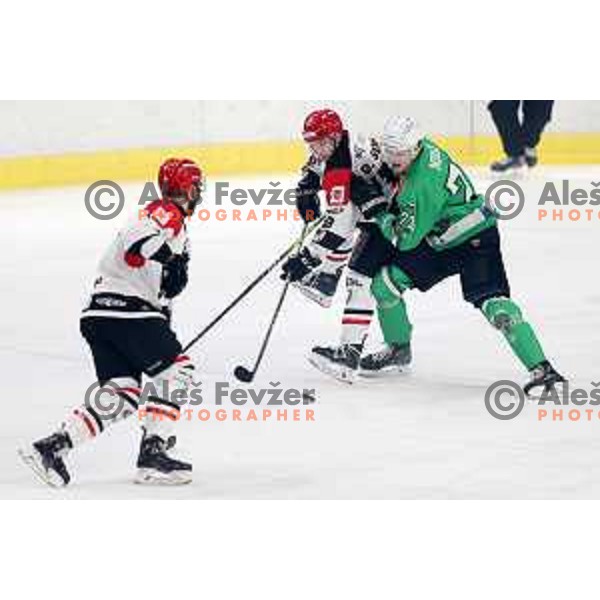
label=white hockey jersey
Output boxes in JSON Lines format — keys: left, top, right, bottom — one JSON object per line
{"left": 297, "top": 132, "right": 396, "bottom": 260}
{"left": 83, "top": 200, "right": 189, "bottom": 320}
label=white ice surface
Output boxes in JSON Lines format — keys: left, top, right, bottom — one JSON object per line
{"left": 1, "top": 167, "right": 600, "bottom": 499}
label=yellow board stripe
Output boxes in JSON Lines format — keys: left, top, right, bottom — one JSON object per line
{"left": 446, "top": 132, "right": 600, "bottom": 166}
{"left": 0, "top": 133, "right": 599, "bottom": 191}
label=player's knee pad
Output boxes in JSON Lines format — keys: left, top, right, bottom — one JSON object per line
{"left": 346, "top": 269, "right": 371, "bottom": 294}
{"left": 371, "top": 266, "right": 412, "bottom": 309}
{"left": 142, "top": 355, "right": 195, "bottom": 424}
{"left": 321, "top": 239, "right": 353, "bottom": 274}
{"left": 343, "top": 269, "right": 374, "bottom": 314}
{"left": 150, "top": 355, "right": 195, "bottom": 399}
{"left": 317, "top": 257, "right": 345, "bottom": 278}
{"left": 481, "top": 297, "right": 523, "bottom": 334}
{"left": 295, "top": 262, "right": 344, "bottom": 308}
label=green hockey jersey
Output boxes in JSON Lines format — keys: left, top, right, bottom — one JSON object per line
{"left": 378, "top": 138, "right": 496, "bottom": 251}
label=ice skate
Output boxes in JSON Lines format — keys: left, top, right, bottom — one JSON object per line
{"left": 18, "top": 431, "right": 73, "bottom": 488}
{"left": 524, "top": 147, "right": 538, "bottom": 168}
{"left": 523, "top": 360, "right": 567, "bottom": 398}
{"left": 308, "top": 343, "right": 361, "bottom": 384}
{"left": 359, "top": 343, "right": 412, "bottom": 378}
{"left": 490, "top": 155, "right": 525, "bottom": 173}
{"left": 135, "top": 431, "right": 192, "bottom": 486}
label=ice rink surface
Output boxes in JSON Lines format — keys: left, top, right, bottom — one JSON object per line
{"left": 1, "top": 166, "right": 599, "bottom": 499}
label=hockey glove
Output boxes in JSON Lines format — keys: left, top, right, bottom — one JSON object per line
{"left": 281, "top": 247, "right": 321, "bottom": 282}
{"left": 378, "top": 214, "right": 402, "bottom": 245}
{"left": 161, "top": 253, "right": 189, "bottom": 299}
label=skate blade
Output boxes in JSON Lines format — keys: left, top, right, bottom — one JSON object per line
{"left": 525, "top": 380, "right": 568, "bottom": 401}
{"left": 490, "top": 167, "right": 526, "bottom": 180}
{"left": 293, "top": 283, "right": 333, "bottom": 308}
{"left": 358, "top": 364, "right": 412, "bottom": 379}
{"left": 134, "top": 468, "right": 192, "bottom": 486}
{"left": 307, "top": 353, "right": 356, "bottom": 385}
{"left": 17, "top": 447, "right": 66, "bottom": 489}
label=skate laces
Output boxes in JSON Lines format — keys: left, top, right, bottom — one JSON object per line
{"left": 143, "top": 435, "right": 166, "bottom": 454}
{"left": 47, "top": 432, "right": 72, "bottom": 455}
{"left": 326, "top": 345, "right": 358, "bottom": 360}
{"left": 343, "top": 345, "right": 360, "bottom": 357}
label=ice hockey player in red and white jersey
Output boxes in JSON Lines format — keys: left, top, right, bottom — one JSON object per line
{"left": 285, "top": 110, "right": 395, "bottom": 309}
{"left": 282, "top": 109, "right": 397, "bottom": 376}
{"left": 18, "top": 158, "right": 203, "bottom": 487}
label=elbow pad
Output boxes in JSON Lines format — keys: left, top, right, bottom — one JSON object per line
{"left": 296, "top": 189, "right": 321, "bottom": 223}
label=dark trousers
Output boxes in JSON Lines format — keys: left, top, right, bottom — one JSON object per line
{"left": 350, "top": 224, "right": 511, "bottom": 308}
{"left": 80, "top": 316, "right": 183, "bottom": 384}
{"left": 488, "top": 100, "right": 554, "bottom": 158}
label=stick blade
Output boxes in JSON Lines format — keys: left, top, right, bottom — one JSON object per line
{"left": 234, "top": 366, "right": 254, "bottom": 383}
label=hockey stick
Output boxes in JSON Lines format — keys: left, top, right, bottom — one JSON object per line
{"left": 182, "top": 216, "right": 323, "bottom": 354}
{"left": 234, "top": 222, "right": 310, "bottom": 383}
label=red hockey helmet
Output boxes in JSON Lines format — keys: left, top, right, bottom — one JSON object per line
{"left": 302, "top": 109, "right": 344, "bottom": 142}
{"left": 159, "top": 158, "right": 203, "bottom": 198}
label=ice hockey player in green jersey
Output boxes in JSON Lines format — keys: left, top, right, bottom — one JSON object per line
{"left": 308, "top": 116, "right": 565, "bottom": 396}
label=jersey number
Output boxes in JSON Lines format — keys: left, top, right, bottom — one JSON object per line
{"left": 445, "top": 163, "right": 475, "bottom": 203}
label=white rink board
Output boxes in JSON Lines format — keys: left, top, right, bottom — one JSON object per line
{"left": 1, "top": 100, "right": 599, "bottom": 157}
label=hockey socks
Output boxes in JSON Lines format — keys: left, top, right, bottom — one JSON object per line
{"left": 340, "top": 270, "right": 375, "bottom": 348}
{"left": 371, "top": 266, "right": 414, "bottom": 347}
{"left": 481, "top": 297, "right": 546, "bottom": 370}
{"left": 62, "top": 377, "right": 142, "bottom": 447}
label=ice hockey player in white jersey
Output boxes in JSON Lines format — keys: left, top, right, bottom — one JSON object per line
{"left": 282, "top": 109, "right": 398, "bottom": 379}
{"left": 18, "top": 158, "right": 203, "bottom": 486}
{"left": 285, "top": 109, "right": 395, "bottom": 309}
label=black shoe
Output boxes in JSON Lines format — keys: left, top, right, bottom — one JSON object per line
{"left": 135, "top": 431, "right": 192, "bottom": 485}
{"left": 524, "top": 361, "right": 566, "bottom": 397}
{"left": 359, "top": 343, "right": 412, "bottom": 377}
{"left": 524, "top": 147, "right": 538, "bottom": 168}
{"left": 490, "top": 156, "right": 525, "bottom": 173}
{"left": 308, "top": 344, "right": 361, "bottom": 383}
{"left": 18, "top": 431, "right": 73, "bottom": 487}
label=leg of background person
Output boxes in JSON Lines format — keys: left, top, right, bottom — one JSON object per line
{"left": 522, "top": 100, "right": 554, "bottom": 150}
{"left": 488, "top": 100, "right": 525, "bottom": 158}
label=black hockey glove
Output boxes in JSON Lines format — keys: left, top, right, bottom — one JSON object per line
{"left": 161, "top": 253, "right": 189, "bottom": 299}
{"left": 281, "top": 247, "right": 321, "bottom": 282}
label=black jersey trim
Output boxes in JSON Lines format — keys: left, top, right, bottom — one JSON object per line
{"left": 83, "top": 293, "right": 165, "bottom": 316}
